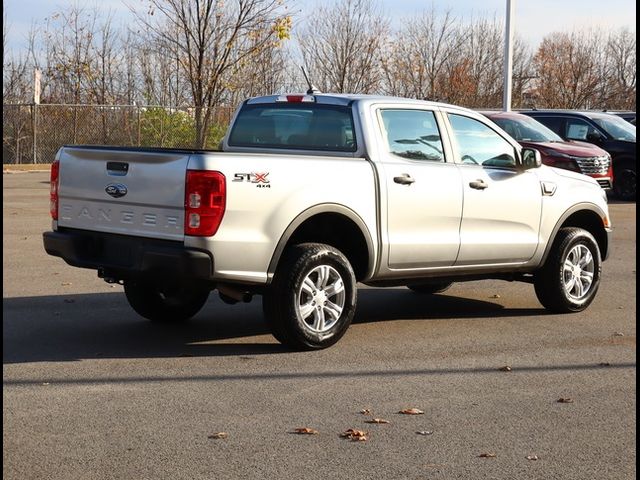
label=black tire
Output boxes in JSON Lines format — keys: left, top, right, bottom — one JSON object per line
{"left": 613, "top": 162, "right": 636, "bottom": 201}
{"left": 407, "top": 282, "right": 453, "bottom": 295}
{"left": 534, "top": 227, "right": 602, "bottom": 313}
{"left": 262, "top": 243, "right": 357, "bottom": 350}
{"left": 124, "top": 281, "right": 210, "bottom": 322}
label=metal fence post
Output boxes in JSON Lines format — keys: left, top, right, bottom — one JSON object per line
{"left": 137, "top": 106, "right": 141, "bottom": 146}
{"left": 32, "top": 103, "right": 37, "bottom": 164}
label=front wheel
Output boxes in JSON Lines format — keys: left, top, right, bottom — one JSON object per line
{"left": 613, "top": 163, "right": 636, "bottom": 201}
{"left": 534, "top": 227, "right": 601, "bottom": 313}
{"left": 262, "top": 243, "right": 357, "bottom": 350}
{"left": 124, "top": 281, "right": 210, "bottom": 322}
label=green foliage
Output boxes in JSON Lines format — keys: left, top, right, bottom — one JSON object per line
{"left": 139, "top": 107, "right": 228, "bottom": 149}
{"left": 205, "top": 123, "right": 227, "bottom": 150}
{"left": 139, "top": 107, "right": 196, "bottom": 148}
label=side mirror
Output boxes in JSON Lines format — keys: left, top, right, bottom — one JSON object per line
{"left": 521, "top": 147, "right": 542, "bottom": 169}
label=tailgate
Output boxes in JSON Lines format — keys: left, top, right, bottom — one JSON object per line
{"left": 57, "top": 147, "right": 190, "bottom": 241}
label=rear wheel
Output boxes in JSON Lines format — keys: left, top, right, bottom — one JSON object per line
{"left": 124, "top": 281, "right": 210, "bottom": 322}
{"left": 534, "top": 227, "right": 601, "bottom": 313}
{"left": 262, "top": 243, "right": 357, "bottom": 350}
{"left": 407, "top": 282, "right": 453, "bottom": 295}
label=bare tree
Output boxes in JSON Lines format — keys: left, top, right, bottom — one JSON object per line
{"left": 605, "top": 28, "right": 636, "bottom": 109}
{"left": 511, "top": 36, "right": 535, "bottom": 108}
{"left": 225, "top": 21, "right": 291, "bottom": 105}
{"left": 43, "top": 6, "right": 98, "bottom": 104}
{"left": 382, "top": 8, "right": 464, "bottom": 100}
{"left": 298, "top": 0, "right": 388, "bottom": 94}
{"left": 133, "top": 0, "right": 289, "bottom": 148}
{"left": 533, "top": 31, "right": 605, "bottom": 109}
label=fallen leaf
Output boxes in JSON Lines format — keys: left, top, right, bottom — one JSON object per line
{"left": 525, "top": 455, "right": 539, "bottom": 461}
{"left": 360, "top": 408, "right": 372, "bottom": 415}
{"left": 61, "top": 282, "right": 72, "bottom": 286}
{"left": 365, "top": 418, "right": 390, "bottom": 424}
{"left": 612, "top": 332, "right": 625, "bottom": 337}
{"left": 207, "top": 432, "right": 228, "bottom": 439}
{"left": 399, "top": 408, "right": 424, "bottom": 415}
{"left": 41, "top": 382, "right": 50, "bottom": 386}
{"left": 478, "top": 453, "right": 497, "bottom": 458}
{"left": 499, "top": 366, "right": 512, "bottom": 372}
{"left": 292, "top": 427, "right": 318, "bottom": 435}
{"left": 557, "top": 397, "right": 574, "bottom": 403}
{"left": 416, "top": 430, "right": 434, "bottom": 435}
{"left": 489, "top": 294, "right": 501, "bottom": 298}
{"left": 340, "top": 429, "right": 368, "bottom": 441}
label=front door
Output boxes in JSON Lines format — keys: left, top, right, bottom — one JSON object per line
{"left": 444, "top": 112, "right": 543, "bottom": 265}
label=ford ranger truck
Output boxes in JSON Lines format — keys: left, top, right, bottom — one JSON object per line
{"left": 43, "top": 93, "right": 613, "bottom": 350}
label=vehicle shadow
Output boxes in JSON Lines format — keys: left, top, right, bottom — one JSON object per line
{"left": 354, "top": 288, "right": 546, "bottom": 324}
{"left": 3, "top": 288, "right": 547, "bottom": 364}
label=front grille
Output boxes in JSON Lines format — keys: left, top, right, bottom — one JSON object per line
{"left": 575, "top": 155, "right": 610, "bottom": 174}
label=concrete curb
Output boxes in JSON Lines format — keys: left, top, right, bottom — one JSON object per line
{"left": 3, "top": 164, "right": 51, "bottom": 174}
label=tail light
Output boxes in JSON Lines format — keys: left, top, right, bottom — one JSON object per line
{"left": 185, "top": 170, "right": 226, "bottom": 236}
{"left": 50, "top": 160, "right": 60, "bottom": 220}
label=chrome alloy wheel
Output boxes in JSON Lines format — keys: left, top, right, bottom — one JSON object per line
{"left": 296, "top": 265, "right": 346, "bottom": 333}
{"left": 562, "top": 244, "right": 595, "bottom": 300}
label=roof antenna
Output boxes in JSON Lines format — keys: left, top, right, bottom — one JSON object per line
{"left": 301, "top": 66, "right": 320, "bottom": 95}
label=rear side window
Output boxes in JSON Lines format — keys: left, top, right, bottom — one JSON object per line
{"left": 531, "top": 116, "right": 564, "bottom": 136}
{"left": 228, "top": 104, "right": 356, "bottom": 152}
{"left": 379, "top": 109, "right": 445, "bottom": 162}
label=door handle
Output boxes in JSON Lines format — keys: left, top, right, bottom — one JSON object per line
{"left": 469, "top": 179, "right": 488, "bottom": 190}
{"left": 394, "top": 174, "right": 415, "bottom": 185}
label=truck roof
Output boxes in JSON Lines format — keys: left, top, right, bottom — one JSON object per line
{"left": 246, "top": 93, "right": 466, "bottom": 111}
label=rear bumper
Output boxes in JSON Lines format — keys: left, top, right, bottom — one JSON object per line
{"left": 43, "top": 229, "right": 214, "bottom": 282}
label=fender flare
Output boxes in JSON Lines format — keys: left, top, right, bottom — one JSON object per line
{"left": 540, "top": 202, "right": 609, "bottom": 266}
{"left": 266, "top": 203, "right": 376, "bottom": 281}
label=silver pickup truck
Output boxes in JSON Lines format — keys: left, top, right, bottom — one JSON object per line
{"left": 43, "top": 93, "right": 612, "bottom": 349}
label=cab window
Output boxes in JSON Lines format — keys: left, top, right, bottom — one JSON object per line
{"left": 379, "top": 109, "right": 445, "bottom": 162}
{"left": 448, "top": 114, "right": 517, "bottom": 168}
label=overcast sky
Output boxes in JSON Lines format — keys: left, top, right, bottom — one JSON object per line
{"left": 3, "top": 0, "right": 637, "bottom": 53}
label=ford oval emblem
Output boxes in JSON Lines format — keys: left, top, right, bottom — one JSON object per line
{"left": 105, "top": 183, "right": 128, "bottom": 198}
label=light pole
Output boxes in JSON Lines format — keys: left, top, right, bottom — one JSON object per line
{"left": 503, "top": 0, "right": 515, "bottom": 111}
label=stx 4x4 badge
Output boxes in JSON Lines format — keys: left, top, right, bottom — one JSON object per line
{"left": 233, "top": 172, "right": 271, "bottom": 188}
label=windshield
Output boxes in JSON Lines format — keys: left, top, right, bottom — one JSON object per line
{"left": 591, "top": 115, "right": 636, "bottom": 142}
{"left": 228, "top": 103, "right": 357, "bottom": 152}
{"left": 491, "top": 115, "right": 564, "bottom": 142}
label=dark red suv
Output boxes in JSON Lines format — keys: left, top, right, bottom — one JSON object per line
{"left": 482, "top": 111, "right": 613, "bottom": 190}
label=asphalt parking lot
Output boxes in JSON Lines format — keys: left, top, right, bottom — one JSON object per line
{"left": 3, "top": 171, "right": 636, "bottom": 480}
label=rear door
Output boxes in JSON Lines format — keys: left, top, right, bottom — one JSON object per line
{"left": 377, "top": 107, "right": 463, "bottom": 269}
{"left": 442, "top": 112, "right": 543, "bottom": 265}
{"left": 57, "top": 147, "right": 190, "bottom": 241}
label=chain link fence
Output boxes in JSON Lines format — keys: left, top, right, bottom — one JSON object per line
{"left": 2, "top": 104, "right": 234, "bottom": 164}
